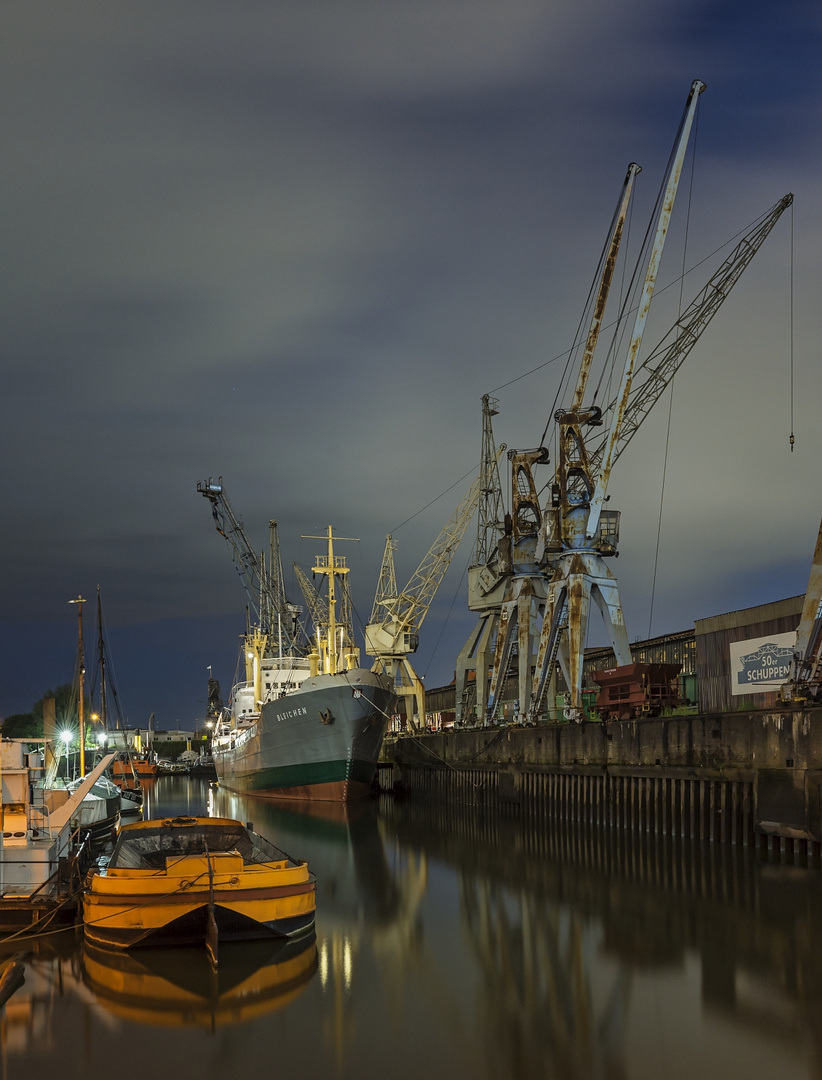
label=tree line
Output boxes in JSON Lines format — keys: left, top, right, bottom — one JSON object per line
{"left": 1, "top": 684, "right": 89, "bottom": 739}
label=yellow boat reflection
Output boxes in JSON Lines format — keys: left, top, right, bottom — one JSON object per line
{"left": 82, "top": 933, "right": 317, "bottom": 1027}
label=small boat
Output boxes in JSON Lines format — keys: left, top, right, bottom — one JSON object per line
{"left": 38, "top": 767, "right": 122, "bottom": 845}
{"left": 156, "top": 759, "right": 189, "bottom": 775}
{"left": 189, "top": 753, "right": 217, "bottom": 778}
{"left": 118, "top": 785, "right": 143, "bottom": 816}
{"left": 111, "top": 753, "right": 158, "bottom": 780}
{"left": 62, "top": 773, "right": 122, "bottom": 840}
{"left": 82, "top": 816, "right": 316, "bottom": 955}
{"left": 108, "top": 753, "right": 145, "bottom": 816}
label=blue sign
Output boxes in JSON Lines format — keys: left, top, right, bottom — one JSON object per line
{"left": 736, "top": 641, "right": 795, "bottom": 686}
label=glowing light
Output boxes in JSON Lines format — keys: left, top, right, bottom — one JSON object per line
{"left": 60, "top": 730, "right": 72, "bottom": 745}
{"left": 343, "top": 935, "right": 353, "bottom": 992}
{"left": 318, "top": 939, "right": 329, "bottom": 989}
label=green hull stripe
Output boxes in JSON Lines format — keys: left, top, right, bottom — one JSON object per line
{"left": 235, "top": 757, "right": 376, "bottom": 793}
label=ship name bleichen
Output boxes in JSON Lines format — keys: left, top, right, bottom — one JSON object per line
{"left": 276, "top": 706, "right": 309, "bottom": 721}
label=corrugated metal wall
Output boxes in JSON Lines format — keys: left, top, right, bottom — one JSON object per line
{"left": 694, "top": 595, "right": 803, "bottom": 713}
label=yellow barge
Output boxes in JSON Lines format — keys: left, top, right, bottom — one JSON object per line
{"left": 82, "top": 816, "right": 316, "bottom": 952}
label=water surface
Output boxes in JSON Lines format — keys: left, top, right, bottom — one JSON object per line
{"left": 3, "top": 777, "right": 820, "bottom": 1080}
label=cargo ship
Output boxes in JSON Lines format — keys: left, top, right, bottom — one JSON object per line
{"left": 211, "top": 527, "right": 394, "bottom": 802}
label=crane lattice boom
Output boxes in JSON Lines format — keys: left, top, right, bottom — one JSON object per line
{"left": 197, "top": 477, "right": 301, "bottom": 656}
{"left": 293, "top": 563, "right": 327, "bottom": 636}
{"left": 368, "top": 466, "right": 488, "bottom": 657}
{"left": 587, "top": 194, "right": 793, "bottom": 476}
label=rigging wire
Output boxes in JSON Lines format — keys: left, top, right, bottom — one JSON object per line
{"left": 599, "top": 186, "right": 636, "bottom": 412}
{"left": 418, "top": 549, "right": 472, "bottom": 681}
{"left": 488, "top": 202, "right": 774, "bottom": 401}
{"left": 389, "top": 461, "right": 479, "bottom": 534}
{"left": 647, "top": 102, "right": 700, "bottom": 638}
{"left": 549, "top": 181, "right": 638, "bottom": 436}
{"left": 786, "top": 199, "right": 790, "bottom": 451}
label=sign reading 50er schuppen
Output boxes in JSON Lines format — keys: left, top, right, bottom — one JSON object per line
{"left": 728, "top": 631, "right": 797, "bottom": 696}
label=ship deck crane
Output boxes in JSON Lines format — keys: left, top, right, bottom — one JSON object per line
{"left": 293, "top": 559, "right": 359, "bottom": 672}
{"left": 197, "top": 477, "right": 303, "bottom": 656}
{"left": 302, "top": 527, "right": 361, "bottom": 675}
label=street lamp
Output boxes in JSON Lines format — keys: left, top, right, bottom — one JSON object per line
{"left": 61, "top": 729, "right": 73, "bottom": 780}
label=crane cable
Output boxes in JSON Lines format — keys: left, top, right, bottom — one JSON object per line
{"left": 790, "top": 201, "right": 795, "bottom": 452}
{"left": 591, "top": 102, "right": 692, "bottom": 426}
{"left": 596, "top": 191, "right": 636, "bottom": 413}
{"left": 389, "top": 462, "right": 478, "bottom": 534}
{"left": 549, "top": 182, "right": 639, "bottom": 431}
{"left": 487, "top": 202, "right": 788, "bottom": 408}
{"left": 647, "top": 103, "right": 700, "bottom": 638}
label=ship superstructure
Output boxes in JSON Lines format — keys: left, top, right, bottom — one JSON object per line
{"left": 198, "top": 496, "right": 394, "bottom": 802}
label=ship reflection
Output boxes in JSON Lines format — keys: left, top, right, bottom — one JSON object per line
{"left": 208, "top": 789, "right": 406, "bottom": 930}
{"left": 208, "top": 788, "right": 425, "bottom": 1064}
{"left": 82, "top": 933, "right": 317, "bottom": 1028}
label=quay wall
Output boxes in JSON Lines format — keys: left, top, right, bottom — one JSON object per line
{"left": 379, "top": 707, "right": 822, "bottom": 855}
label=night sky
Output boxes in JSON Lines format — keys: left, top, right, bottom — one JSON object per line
{"left": 3, "top": 2, "right": 821, "bottom": 729}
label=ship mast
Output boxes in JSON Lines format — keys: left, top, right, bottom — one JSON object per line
{"left": 69, "top": 594, "right": 87, "bottom": 776}
{"left": 303, "top": 527, "right": 359, "bottom": 675}
{"left": 96, "top": 585, "right": 107, "bottom": 731}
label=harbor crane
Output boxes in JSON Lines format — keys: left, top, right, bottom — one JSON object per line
{"left": 197, "top": 477, "right": 303, "bottom": 656}
{"left": 529, "top": 80, "right": 705, "bottom": 723}
{"left": 455, "top": 80, "right": 792, "bottom": 725}
{"left": 365, "top": 433, "right": 505, "bottom": 729}
{"left": 530, "top": 195, "right": 795, "bottom": 722}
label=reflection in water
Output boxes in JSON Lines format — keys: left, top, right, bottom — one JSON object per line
{"left": 1, "top": 779, "right": 821, "bottom": 1079}
{"left": 460, "top": 876, "right": 631, "bottom": 1080}
{"left": 383, "top": 798, "right": 822, "bottom": 1080}
{"left": 209, "top": 787, "right": 425, "bottom": 1066}
{"left": 82, "top": 934, "right": 317, "bottom": 1028}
